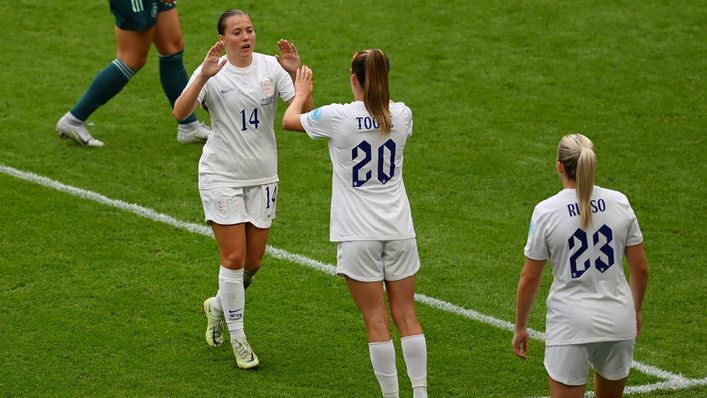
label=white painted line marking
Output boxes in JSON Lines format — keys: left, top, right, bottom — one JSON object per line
{"left": 2, "top": 164, "right": 704, "bottom": 396}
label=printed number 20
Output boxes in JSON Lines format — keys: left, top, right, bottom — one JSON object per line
{"left": 568, "top": 224, "right": 615, "bottom": 278}
{"left": 352, "top": 139, "right": 396, "bottom": 187}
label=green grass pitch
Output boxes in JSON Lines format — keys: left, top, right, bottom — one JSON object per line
{"left": 0, "top": 1, "right": 705, "bottom": 397}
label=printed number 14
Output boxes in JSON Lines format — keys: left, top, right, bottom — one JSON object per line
{"left": 240, "top": 108, "right": 260, "bottom": 131}
{"left": 265, "top": 185, "right": 277, "bottom": 209}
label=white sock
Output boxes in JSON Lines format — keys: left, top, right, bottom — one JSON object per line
{"left": 211, "top": 290, "right": 224, "bottom": 314}
{"left": 217, "top": 266, "right": 246, "bottom": 340}
{"left": 369, "top": 340, "right": 399, "bottom": 398}
{"left": 401, "top": 334, "right": 428, "bottom": 398}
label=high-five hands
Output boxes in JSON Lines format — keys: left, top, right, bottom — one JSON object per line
{"left": 200, "top": 40, "right": 227, "bottom": 78}
{"left": 295, "top": 65, "right": 313, "bottom": 98}
{"left": 276, "top": 39, "right": 301, "bottom": 74}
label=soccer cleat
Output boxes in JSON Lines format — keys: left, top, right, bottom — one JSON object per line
{"left": 203, "top": 297, "right": 225, "bottom": 347}
{"left": 56, "top": 112, "right": 104, "bottom": 147}
{"left": 232, "top": 337, "right": 259, "bottom": 369}
{"left": 177, "top": 121, "right": 210, "bottom": 144}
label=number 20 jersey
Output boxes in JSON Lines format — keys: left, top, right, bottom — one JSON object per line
{"left": 524, "top": 187, "right": 643, "bottom": 345}
{"left": 300, "top": 101, "right": 415, "bottom": 242}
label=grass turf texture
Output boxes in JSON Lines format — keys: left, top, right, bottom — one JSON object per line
{"left": 0, "top": 0, "right": 705, "bottom": 396}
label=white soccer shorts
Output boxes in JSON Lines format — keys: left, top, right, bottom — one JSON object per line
{"left": 200, "top": 183, "right": 278, "bottom": 228}
{"left": 544, "top": 340, "right": 635, "bottom": 385}
{"left": 336, "top": 238, "right": 420, "bottom": 282}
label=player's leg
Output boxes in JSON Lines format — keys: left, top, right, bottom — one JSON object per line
{"left": 591, "top": 340, "right": 633, "bottom": 398}
{"left": 153, "top": 5, "right": 209, "bottom": 143}
{"left": 381, "top": 238, "right": 427, "bottom": 397}
{"left": 544, "top": 344, "right": 590, "bottom": 398}
{"left": 386, "top": 277, "right": 422, "bottom": 336}
{"left": 548, "top": 378, "right": 585, "bottom": 398}
{"left": 240, "top": 183, "right": 278, "bottom": 289}
{"left": 200, "top": 187, "right": 257, "bottom": 368}
{"left": 386, "top": 276, "right": 426, "bottom": 398}
{"left": 346, "top": 277, "right": 399, "bottom": 398}
{"left": 57, "top": 1, "right": 153, "bottom": 147}
{"left": 243, "top": 223, "right": 269, "bottom": 289}
{"left": 211, "top": 222, "right": 258, "bottom": 368}
{"left": 593, "top": 373, "right": 628, "bottom": 398}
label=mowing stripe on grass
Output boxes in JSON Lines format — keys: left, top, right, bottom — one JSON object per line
{"left": 2, "top": 163, "right": 705, "bottom": 396}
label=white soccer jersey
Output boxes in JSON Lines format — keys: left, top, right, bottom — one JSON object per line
{"left": 300, "top": 101, "right": 416, "bottom": 242}
{"left": 524, "top": 186, "right": 644, "bottom": 345}
{"left": 187, "top": 53, "right": 295, "bottom": 189}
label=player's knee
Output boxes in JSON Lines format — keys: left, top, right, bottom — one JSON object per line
{"left": 365, "top": 315, "right": 390, "bottom": 336}
{"left": 118, "top": 55, "right": 148, "bottom": 72}
{"left": 156, "top": 37, "right": 184, "bottom": 57}
{"left": 391, "top": 308, "right": 419, "bottom": 332}
{"left": 221, "top": 252, "right": 245, "bottom": 269}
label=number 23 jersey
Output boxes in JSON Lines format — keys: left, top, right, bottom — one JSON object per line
{"left": 524, "top": 187, "right": 643, "bottom": 345}
{"left": 300, "top": 101, "right": 415, "bottom": 242}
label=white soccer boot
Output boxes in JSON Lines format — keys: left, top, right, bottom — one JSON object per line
{"left": 203, "top": 297, "right": 225, "bottom": 347}
{"left": 232, "top": 337, "right": 259, "bottom": 369}
{"left": 177, "top": 121, "right": 210, "bottom": 144}
{"left": 56, "top": 112, "right": 104, "bottom": 147}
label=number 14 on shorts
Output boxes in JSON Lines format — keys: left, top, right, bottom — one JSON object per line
{"left": 265, "top": 184, "right": 277, "bottom": 209}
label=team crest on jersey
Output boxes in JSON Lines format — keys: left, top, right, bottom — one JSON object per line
{"left": 216, "top": 198, "right": 229, "bottom": 218}
{"left": 260, "top": 78, "right": 274, "bottom": 97}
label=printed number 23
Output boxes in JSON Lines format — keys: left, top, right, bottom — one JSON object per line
{"left": 568, "top": 224, "right": 615, "bottom": 278}
{"left": 352, "top": 139, "right": 396, "bottom": 187}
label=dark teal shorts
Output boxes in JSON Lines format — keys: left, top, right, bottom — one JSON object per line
{"left": 109, "top": 0, "right": 177, "bottom": 32}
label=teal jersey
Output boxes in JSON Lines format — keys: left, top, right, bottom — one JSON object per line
{"left": 109, "top": 0, "right": 176, "bottom": 32}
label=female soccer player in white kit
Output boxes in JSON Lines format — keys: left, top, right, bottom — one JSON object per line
{"left": 173, "top": 9, "right": 312, "bottom": 369}
{"left": 512, "top": 133, "right": 649, "bottom": 398}
{"left": 283, "top": 50, "right": 428, "bottom": 398}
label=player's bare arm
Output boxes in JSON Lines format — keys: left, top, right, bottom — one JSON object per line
{"left": 173, "top": 40, "right": 226, "bottom": 120}
{"left": 282, "top": 65, "right": 313, "bottom": 132}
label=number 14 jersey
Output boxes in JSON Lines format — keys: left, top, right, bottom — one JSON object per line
{"left": 189, "top": 53, "right": 295, "bottom": 190}
{"left": 524, "top": 187, "right": 644, "bottom": 345}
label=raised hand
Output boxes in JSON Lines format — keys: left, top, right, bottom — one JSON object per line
{"left": 275, "top": 39, "right": 301, "bottom": 75}
{"left": 200, "top": 40, "right": 227, "bottom": 78}
{"left": 295, "top": 65, "right": 313, "bottom": 98}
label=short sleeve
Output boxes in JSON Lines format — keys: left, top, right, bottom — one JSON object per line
{"left": 275, "top": 63, "right": 295, "bottom": 103}
{"left": 524, "top": 206, "right": 550, "bottom": 260}
{"left": 625, "top": 203, "right": 644, "bottom": 247}
{"left": 300, "top": 105, "right": 338, "bottom": 141}
{"left": 404, "top": 106, "right": 414, "bottom": 137}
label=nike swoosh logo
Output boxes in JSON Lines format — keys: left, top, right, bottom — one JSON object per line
{"left": 220, "top": 89, "right": 234, "bottom": 94}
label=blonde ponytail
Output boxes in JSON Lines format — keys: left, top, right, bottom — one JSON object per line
{"left": 557, "top": 134, "right": 597, "bottom": 229}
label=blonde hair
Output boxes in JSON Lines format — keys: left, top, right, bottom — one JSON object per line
{"left": 557, "top": 133, "right": 597, "bottom": 229}
{"left": 351, "top": 49, "right": 392, "bottom": 133}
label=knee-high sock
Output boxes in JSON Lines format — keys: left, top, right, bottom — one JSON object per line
{"left": 369, "top": 340, "right": 399, "bottom": 398}
{"left": 71, "top": 59, "right": 135, "bottom": 121}
{"left": 217, "top": 266, "right": 245, "bottom": 340}
{"left": 401, "top": 334, "right": 428, "bottom": 398}
{"left": 159, "top": 50, "right": 197, "bottom": 124}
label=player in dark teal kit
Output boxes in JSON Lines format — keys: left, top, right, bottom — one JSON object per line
{"left": 56, "top": 0, "right": 209, "bottom": 147}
